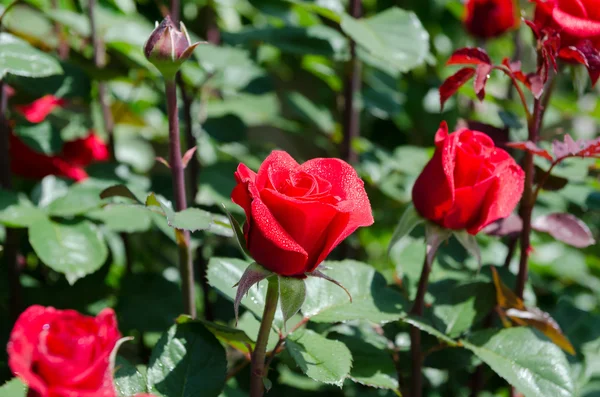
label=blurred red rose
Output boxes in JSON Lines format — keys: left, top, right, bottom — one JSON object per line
{"left": 7, "top": 305, "right": 121, "bottom": 397}
{"left": 464, "top": 0, "right": 517, "bottom": 39}
{"left": 412, "top": 122, "right": 525, "bottom": 235}
{"left": 232, "top": 150, "right": 374, "bottom": 276}
{"left": 533, "top": 0, "right": 600, "bottom": 84}
{"left": 14, "top": 95, "right": 66, "bottom": 123}
{"left": 10, "top": 132, "right": 109, "bottom": 181}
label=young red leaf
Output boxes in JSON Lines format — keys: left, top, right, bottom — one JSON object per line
{"left": 506, "top": 141, "right": 553, "bottom": 160}
{"left": 500, "top": 59, "right": 544, "bottom": 98}
{"left": 559, "top": 40, "right": 600, "bottom": 86}
{"left": 552, "top": 135, "right": 600, "bottom": 161}
{"left": 156, "top": 156, "right": 171, "bottom": 168}
{"left": 532, "top": 213, "right": 596, "bottom": 248}
{"left": 446, "top": 47, "right": 492, "bottom": 66}
{"left": 439, "top": 67, "right": 476, "bottom": 109}
{"left": 181, "top": 146, "right": 198, "bottom": 169}
{"left": 474, "top": 64, "right": 492, "bottom": 101}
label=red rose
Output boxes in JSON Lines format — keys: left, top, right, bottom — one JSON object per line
{"left": 464, "top": 0, "right": 516, "bottom": 39}
{"left": 14, "top": 95, "right": 66, "bottom": 123}
{"left": 10, "top": 132, "right": 109, "bottom": 181}
{"left": 61, "top": 133, "right": 110, "bottom": 167}
{"left": 231, "top": 151, "right": 374, "bottom": 276}
{"left": 533, "top": 0, "right": 600, "bottom": 83}
{"left": 7, "top": 306, "right": 121, "bottom": 397}
{"left": 412, "top": 122, "right": 525, "bottom": 235}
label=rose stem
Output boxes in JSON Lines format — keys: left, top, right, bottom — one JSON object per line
{"left": 250, "top": 277, "right": 279, "bottom": 397}
{"left": 341, "top": 0, "right": 362, "bottom": 165}
{"left": 172, "top": 0, "right": 219, "bottom": 321}
{"left": 165, "top": 78, "right": 196, "bottom": 318}
{"left": 0, "top": 82, "right": 22, "bottom": 323}
{"left": 409, "top": 255, "right": 433, "bottom": 397}
{"left": 87, "top": 0, "right": 115, "bottom": 158}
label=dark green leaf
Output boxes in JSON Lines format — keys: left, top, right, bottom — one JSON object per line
{"left": 0, "top": 190, "right": 46, "bottom": 228}
{"left": 46, "top": 184, "right": 104, "bottom": 217}
{"left": 87, "top": 205, "right": 152, "bottom": 233}
{"left": 147, "top": 322, "right": 227, "bottom": 397}
{"left": 115, "top": 356, "right": 147, "bottom": 397}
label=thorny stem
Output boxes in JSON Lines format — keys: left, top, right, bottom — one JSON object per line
{"left": 250, "top": 277, "right": 279, "bottom": 397}
{"left": 165, "top": 79, "right": 196, "bottom": 318}
{"left": 0, "top": 82, "right": 22, "bottom": 323}
{"left": 87, "top": 0, "right": 115, "bottom": 158}
{"left": 341, "top": 0, "right": 362, "bottom": 164}
{"left": 409, "top": 255, "right": 433, "bottom": 397}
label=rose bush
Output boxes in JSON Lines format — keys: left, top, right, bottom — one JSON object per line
{"left": 231, "top": 150, "right": 373, "bottom": 276}
{"left": 464, "top": 0, "right": 516, "bottom": 39}
{"left": 412, "top": 122, "right": 525, "bottom": 234}
{"left": 7, "top": 306, "right": 121, "bottom": 397}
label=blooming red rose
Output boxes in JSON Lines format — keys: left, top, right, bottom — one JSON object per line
{"left": 7, "top": 306, "right": 121, "bottom": 397}
{"left": 10, "top": 132, "right": 109, "bottom": 181}
{"left": 61, "top": 133, "right": 110, "bottom": 167}
{"left": 412, "top": 122, "right": 525, "bottom": 235}
{"left": 464, "top": 0, "right": 517, "bottom": 39}
{"left": 14, "top": 95, "right": 66, "bottom": 123}
{"left": 533, "top": 0, "right": 600, "bottom": 83}
{"left": 231, "top": 150, "right": 374, "bottom": 276}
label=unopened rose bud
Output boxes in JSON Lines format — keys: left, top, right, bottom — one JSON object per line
{"left": 143, "top": 16, "right": 201, "bottom": 79}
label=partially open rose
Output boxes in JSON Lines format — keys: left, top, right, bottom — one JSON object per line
{"left": 412, "top": 122, "right": 525, "bottom": 235}
{"left": 7, "top": 306, "right": 121, "bottom": 397}
{"left": 232, "top": 151, "right": 374, "bottom": 276}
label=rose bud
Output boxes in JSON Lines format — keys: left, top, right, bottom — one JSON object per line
{"left": 143, "top": 15, "right": 201, "bottom": 79}
{"left": 412, "top": 122, "right": 525, "bottom": 235}
{"left": 7, "top": 305, "right": 121, "bottom": 397}
{"left": 231, "top": 150, "right": 374, "bottom": 277}
{"left": 464, "top": 0, "right": 517, "bottom": 39}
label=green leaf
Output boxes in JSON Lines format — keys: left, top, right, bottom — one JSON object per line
{"left": 28, "top": 218, "right": 108, "bottom": 284}
{"left": 287, "top": 329, "right": 352, "bottom": 386}
{"left": 221, "top": 204, "right": 249, "bottom": 257}
{"left": 13, "top": 121, "right": 62, "bottom": 155}
{"left": 100, "top": 184, "right": 143, "bottom": 204}
{"left": 147, "top": 322, "right": 227, "bottom": 397}
{"left": 279, "top": 276, "right": 306, "bottom": 327}
{"left": 286, "top": 91, "right": 335, "bottom": 135}
{"left": 0, "top": 378, "right": 26, "bottom": 397}
{"left": 115, "top": 356, "right": 147, "bottom": 397}
{"left": 330, "top": 322, "right": 398, "bottom": 390}
{"left": 0, "top": 33, "right": 63, "bottom": 79}
{"left": 207, "top": 257, "right": 284, "bottom": 327}
{"left": 462, "top": 328, "right": 575, "bottom": 397}
{"left": 388, "top": 203, "right": 423, "bottom": 255}
{"left": 302, "top": 260, "right": 407, "bottom": 324}
{"left": 401, "top": 315, "right": 457, "bottom": 346}
{"left": 198, "top": 319, "right": 255, "bottom": 355}
{"left": 0, "top": 190, "right": 46, "bottom": 228}
{"left": 430, "top": 280, "right": 496, "bottom": 338}
{"left": 340, "top": 7, "right": 429, "bottom": 76}
{"left": 87, "top": 205, "right": 152, "bottom": 233}
{"left": 46, "top": 184, "right": 104, "bottom": 217}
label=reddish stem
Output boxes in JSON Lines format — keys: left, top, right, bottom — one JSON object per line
{"left": 409, "top": 255, "right": 432, "bottom": 397}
